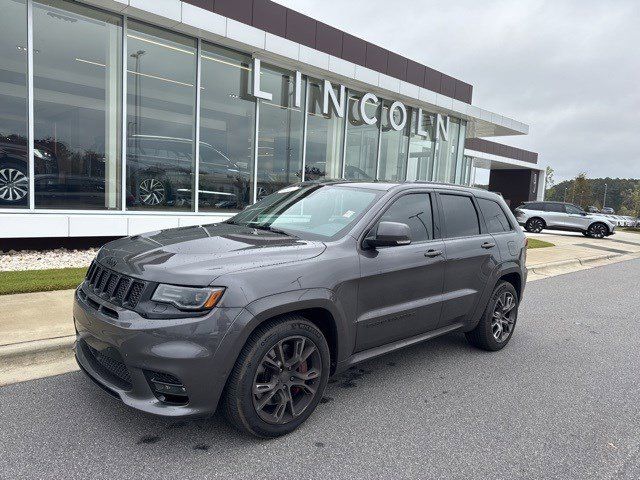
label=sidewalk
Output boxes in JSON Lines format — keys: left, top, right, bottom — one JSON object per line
{"left": 2, "top": 229, "right": 640, "bottom": 386}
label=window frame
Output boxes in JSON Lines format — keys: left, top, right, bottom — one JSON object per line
{"left": 435, "top": 190, "right": 484, "bottom": 239}
{"left": 359, "top": 188, "right": 441, "bottom": 250}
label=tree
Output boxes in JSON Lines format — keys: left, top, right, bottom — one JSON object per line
{"left": 545, "top": 166, "right": 555, "bottom": 190}
{"left": 571, "top": 172, "right": 591, "bottom": 208}
{"left": 621, "top": 184, "right": 640, "bottom": 218}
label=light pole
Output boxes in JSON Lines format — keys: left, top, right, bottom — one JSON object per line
{"left": 603, "top": 183, "right": 608, "bottom": 209}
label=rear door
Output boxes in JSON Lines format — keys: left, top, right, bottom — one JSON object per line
{"left": 356, "top": 191, "right": 445, "bottom": 351}
{"left": 436, "top": 191, "right": 499, "bottom": 328}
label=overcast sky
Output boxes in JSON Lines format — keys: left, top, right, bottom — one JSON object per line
{"left": 274, "top": 0, "right": 640, "bottom": 182}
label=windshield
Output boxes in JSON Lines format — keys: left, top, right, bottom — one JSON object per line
{"left": 227, "top": 184, "right": 382, "bottom": 240}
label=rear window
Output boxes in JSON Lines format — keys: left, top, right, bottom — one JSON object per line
{"left": 441, "top": 194, "right": 480, "bottom": 238}
{"left": 545, "top": 203, "right": 565, "bottom": 213}
{"left": 478, "top": 198, "right": 512, "bottom": 233}
{"left": 521, "top": 202, "right": 543, "bottom": 210}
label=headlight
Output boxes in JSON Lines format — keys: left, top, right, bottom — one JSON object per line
{"left": 152, "top": 284, "right": 225, "bottom": 311}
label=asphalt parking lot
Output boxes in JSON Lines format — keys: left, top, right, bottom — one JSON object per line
{"left": 1, "top": 258, "right": 639, "bottom": 480}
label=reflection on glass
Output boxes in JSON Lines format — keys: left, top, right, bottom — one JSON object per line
{"left": 126, "top": 21, "right": 196, "bottom": 211}
{"left": 199, "top": 43, "right": 254, "bottom": 212}
{"left": 344, "top": 91, "right": 379, "bottom": 181}
{"left": 304, "top": 79, "right": 345, "bottom": 182}
{"left": 433, "top": 117, "right": 460, "bottom": 184}
{"left": 32, "top": 0, "right": 122, "bottom": 210}
{"left": 256, "top": 65, "right": 305, "bottom": 201}
{"left": 406, "top": 109, "right": 435, "bottom": 181}
{"left": 0, "top": 0, "right": 28, "bottom": 208}
{"left": 453, "top": 121, "right": 467, "bottom": 184}
{"left": 472, "top": 163, "right": 491, "bottom": 190}
{"left": 378, "top": 102, "right": 409, "bottom": 181}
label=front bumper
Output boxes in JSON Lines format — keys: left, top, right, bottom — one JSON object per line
{"left": 74, "top": 284, "right": 243, "bottom": 417}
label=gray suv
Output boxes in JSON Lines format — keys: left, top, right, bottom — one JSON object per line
{"left": 515, "top": 201, "right": 616, "bottom": 238}
{"left": 74, "top": 182, "right": 527, "bottom": 437}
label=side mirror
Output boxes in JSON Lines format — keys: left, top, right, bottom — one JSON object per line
{"left": 365, "top": 221, "right": 412, "bottom": 248}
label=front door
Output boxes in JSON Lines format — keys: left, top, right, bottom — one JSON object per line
{"left": 356, "top": 192, "right": 445, "bottom": 352}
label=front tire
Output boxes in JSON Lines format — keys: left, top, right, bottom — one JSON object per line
{"left": 525, "top": 218, "right": 545, "bottom": 233}
{"left": 466, "top": 281, "right": 519, "bottom": 351}
{"left": 587, "top": 222, "right": 608, "bottom": 239}
{"left": 222, "top": 315, "right": 330, "bottom": 438}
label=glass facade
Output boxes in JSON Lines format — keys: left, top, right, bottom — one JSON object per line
{"left": 304, "top": 78, "right": 344, "bottom": 182}
{"left": 344, "top": 91, "right": 379, "bottom": 181}
{"left": 0, "top": 0, "right": 29, "bottom": 208}
{"left": 378, "top": 101, "right": 409, "bottom": 182}
{"left": 406, "top": 109, "right": 436, "bottom": 182}
{"left": 256, "top": 65, "right": 305, "bottom": 201}
{"left": 2, "top": 0, "right": 474, "bottom": 214}
{"left": 126, "top": 21, "right": 197, "bottom": 211}
{"left": 199, "top": 43, "right": 254, "bottom": 212}
{"left": 33, "top": 0, "right": 122, "bottom": 210}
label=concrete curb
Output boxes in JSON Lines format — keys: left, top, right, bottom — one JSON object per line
{"left": 0, "top": 335, "right": 75, "bottom": 364}
{"left": 529, "top": 251, "right": 640, "bottom": 276}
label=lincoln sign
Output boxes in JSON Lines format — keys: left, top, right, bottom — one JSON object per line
{"left": 252, "top": 58, "right": 450, "bottom": 141}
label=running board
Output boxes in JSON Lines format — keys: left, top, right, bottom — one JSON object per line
{"left": 343, "top": 323, "right": 465, "bottom": 369}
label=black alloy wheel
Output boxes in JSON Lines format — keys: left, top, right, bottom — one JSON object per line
{"left": 223, "top": 316, "right": 330, "bottom": 437}
{"left": 465, "top": 281, "right": 519, "bottom": 351}
{"left": 252, "top": 336, "right": 322, "bottom": 425}
{"left": 588, "top": 223, "right": 608, "bottom": 239}
{"left": 525, "top": 218, "right": 545, "bottom": 233}
{"left": 491, "top": 291, "right": 517, "bottom": 343}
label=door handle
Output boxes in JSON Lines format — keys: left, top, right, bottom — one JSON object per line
{"left": 424, "top": 249, "right": 443, "bottom": 258}
{"left": 481, "top": 242, "right": 496, "bottom": 249}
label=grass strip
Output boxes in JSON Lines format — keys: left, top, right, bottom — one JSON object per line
{"left": 527, "top": 238, "right": 555, "bottom": 249}
{"left": 0, "top": 267, "right": 87, "bottom": 296}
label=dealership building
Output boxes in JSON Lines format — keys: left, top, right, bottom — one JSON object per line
{"left": 0, "top": 0, "right": 543, "bottom": 239}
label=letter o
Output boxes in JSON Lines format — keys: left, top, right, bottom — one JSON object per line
{"left": 388, "top": 101, "right": 407, "bottom": 131}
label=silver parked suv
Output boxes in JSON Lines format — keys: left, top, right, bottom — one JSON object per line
{"left": 515, "top": 201, "right": 616, "bottom": 238}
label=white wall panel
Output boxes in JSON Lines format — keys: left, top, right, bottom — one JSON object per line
{"left": 68, "top": 216, "right": 128, "bottom": 237}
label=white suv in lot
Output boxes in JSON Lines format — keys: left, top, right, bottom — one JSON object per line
{"left": 515, "top": 201, "right": 616, "bottom": 238}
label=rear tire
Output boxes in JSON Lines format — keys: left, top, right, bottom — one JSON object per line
{"left": 222, "top": 315, "right": 330, "bottom": 438}
{"left": 466, "top": 281, "right": 519, "bottom": 351}
{"left": 525, "top": 218, "right": 545, "bottom": 233}
{"left": 0, "top": 162, "right": 29, "bottom": 206}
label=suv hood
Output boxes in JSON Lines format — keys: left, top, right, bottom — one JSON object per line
{"left": 96, "top": 223, "right": 326, "bottom": 286}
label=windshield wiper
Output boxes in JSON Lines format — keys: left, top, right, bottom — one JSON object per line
{"left": 247, "top": 223, "right": 297, "bottom": 237}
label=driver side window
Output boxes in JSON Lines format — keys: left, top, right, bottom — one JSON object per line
{"left": 375, "top": 193, "right": 433, "bottom": 242}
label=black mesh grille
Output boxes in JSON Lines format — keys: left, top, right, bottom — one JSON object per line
{"left": 85, "top": 343, "right": 132, "bottom": 388}
{"left": 106, "top": 274, "right": 119, "bottom": 297}
{"left": 127, "top": 282, "right": 145, "bottom": 306}
{"left": 114, "top": 278, "right": 131, "bottom": 302}
{"left": 84, "top": 262, "right": 147, "bottom": 309}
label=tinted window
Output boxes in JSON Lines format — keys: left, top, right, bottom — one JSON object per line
{"left": 566, "top": 204, "right": 584, "bottom": 214}
{"left": 545, "top": 203, "right": 565, "bottom": 213}
{"left": 522, "top": 202, "right": 543, "bottom": 210}
{"left": 441, "top": 194, "right": 480, "bottom": 238}
{"left": 478, "top": 198, "right": 512, "bottom": 233}
{"left": 377, "top": 193, "right": 433, "bottom": 242}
